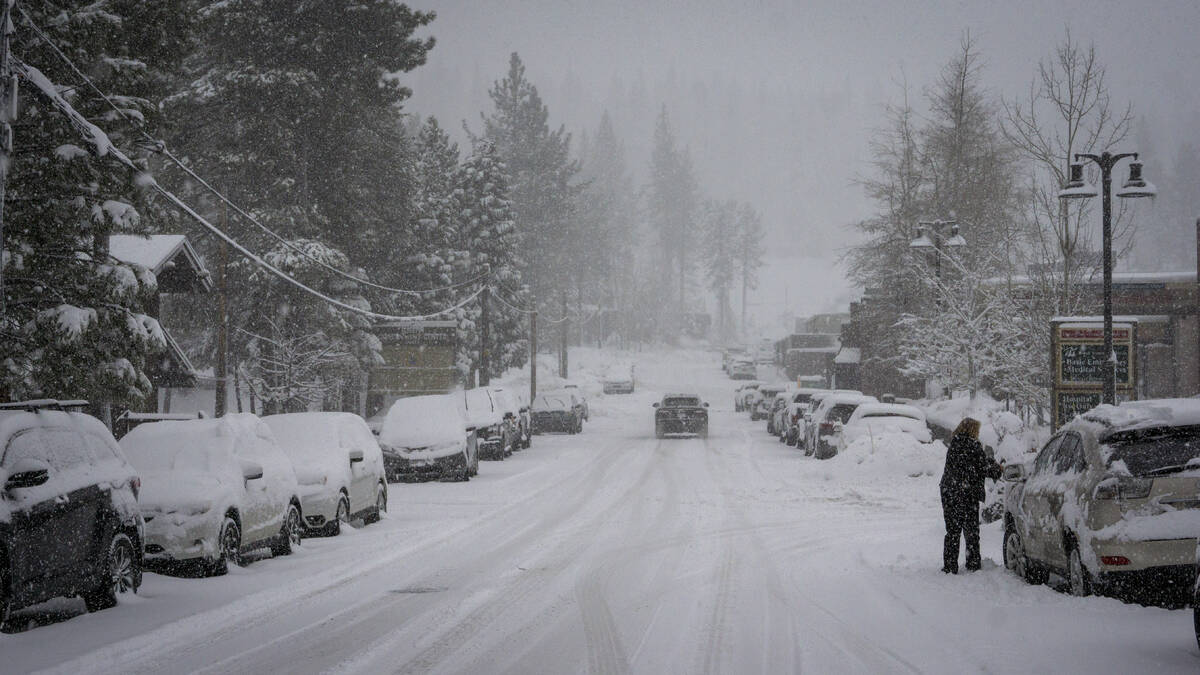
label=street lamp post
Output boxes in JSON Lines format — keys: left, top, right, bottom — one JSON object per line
{"left": 1058, "top": 152, "right": 1156, "bottom": 405}
{"left": 909, "top": 219, "right": 967, "bottom": 285}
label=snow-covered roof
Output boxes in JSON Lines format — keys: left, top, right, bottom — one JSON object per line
{"left": 834, "top": 347, "right": 861, "bottom": 365}
{"left": 988, "top": 271, "right": 1196, "bottom": 286}
{"left": 109, "top": 234, "right": 212, "bottom": 292}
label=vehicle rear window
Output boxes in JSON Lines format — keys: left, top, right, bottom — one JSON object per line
{"left": 826, "top": 404, "right": 858, "bottom": 424}
{"left": 1104, "top": 425, "right": 1200, "bottom": 476}
{"left": 663, "top": 397, "right": 699, "bottom": 407}
{"left": 793, "top": 394, "right": 812, "bottom": 404}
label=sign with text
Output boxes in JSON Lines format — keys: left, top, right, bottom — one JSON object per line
{"left": 1049, "top": 318, "right": 1137, "bottom": 431}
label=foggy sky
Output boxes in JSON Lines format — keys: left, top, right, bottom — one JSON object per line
{"left": 403, "top": 0, "right": 1200, "bottom": 331}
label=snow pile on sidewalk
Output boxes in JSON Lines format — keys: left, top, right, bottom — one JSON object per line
{"left": 921, "top": 392, "right": 1046, "bottom": 465}
{"left": 829, "top": 433, "right": 946, "bottom": 481}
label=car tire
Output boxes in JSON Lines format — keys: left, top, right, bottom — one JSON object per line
{"left": 83, "top": 532, "right": 140, "bottom": 613}
{"left": 323, "top": 496, "right": 350, "bottom": 537}
{"left": 210, "top": 516, "right": 241, "bottom": 576}
{"left": 364, "top": 484, "right": 386, "bottom": 524}
{"left": 271, "top": 503, "right": 303, "bottom": 557}
{"left": 1067, "top": 545, "right": 1092, "bottom": 597}
{"left": 1004, "top": 525, "right": 1034, "bottom": 583}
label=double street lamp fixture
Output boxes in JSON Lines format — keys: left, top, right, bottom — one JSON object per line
{"left": 909, "top": 219, "right": 966, "bottom": 281}
{"left": 1058, "top": 151, "right": 1157, "bottom": 405}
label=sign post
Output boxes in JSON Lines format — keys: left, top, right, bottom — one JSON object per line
{"left": 1050, "top": 317, "right": 1137, "bottom": 429}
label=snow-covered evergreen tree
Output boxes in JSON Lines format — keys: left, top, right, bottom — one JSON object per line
{"left": 449, "top": 141, "right": 526, "bottom": 381}
{"left": 232, "top": 240, "right": 382, "bottom": 413}
{"left": 646, "top": 107, "right": 699, "bottom": 334}
{"left": 0, "top": 1, "right": 193, "bottom": 410}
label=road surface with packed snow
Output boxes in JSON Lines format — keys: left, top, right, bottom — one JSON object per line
{"left": 4, "top": 348, "right": 1197, "bottom": 673}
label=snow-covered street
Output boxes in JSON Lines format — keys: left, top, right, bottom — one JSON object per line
{"left": 4, "top": 348, "right": 1197, "bottom": 673}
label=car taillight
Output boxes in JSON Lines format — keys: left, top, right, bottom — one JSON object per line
{"left": 819, "top": 422, "right": 834, "bottom": 435}
{"left": 1094, "top": 475, "right": 1152, "bottom": 500}
{"left": 130, "top": 476, "right": 141, "bottom": 499}
{"left": 1100, "top": 555, "right": 1130, "bottom": 566}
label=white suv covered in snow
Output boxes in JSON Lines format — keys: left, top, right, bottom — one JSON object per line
{"left": 264, "top": 412, "right": 387, "bottom": 536}
{"left": 120, "top": 414, "right": 303, "bottom": 575}
{"left": 1003, "top": 399, "right": 1200, "bottom": 598}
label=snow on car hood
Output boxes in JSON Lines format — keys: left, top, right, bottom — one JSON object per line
{"left": 137, "top": 469, "right": 227, "bottom": 515}
{"left": 381, "top": 394, "right": 466, "bottom": 449}
{"left": 832, "top": 432, "right": 946, "bottom": 480}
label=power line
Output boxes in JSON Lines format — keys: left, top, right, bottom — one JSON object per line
{"left": 12, "top": 56, "right": 482, "bottom": 323}
{"left": 16, "top": 6, "right": 480, "bottom": 297}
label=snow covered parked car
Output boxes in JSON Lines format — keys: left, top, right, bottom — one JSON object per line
{"left": 490, "top": 387, "right": 530, "bottom": 451}
{"left": 729, "top": 360, "right": 757, "bottom": 381}
{"left": 836, "top": 403, "right": 932, "bottom": 451}
{"left": 751, "top": 384, "right": 787, "bottom": 421}
{"left": 782, "top": 389, "right": 825, "bottom": 446}
{"left": 564, "top": 383, "right": 589, "bottom": 421}
{"left": 379, "top": 394, "right": 477, "bottom": 481}
{"left": 264, "top": 412, "right": 387, "bottom": 536}
{"left": 806, "top": 392, "right": 878, "bottom": 459}
{"left": 531, "top": 393, "right": 583, "bottom": 434}
{"left": 464, "top": 387, "right": 511, "bottom": 460}
{"left": 0, "top": 400, "right": 144, "bottom": 626}
{"left": 120, "top": 414, "right": 303, "bottom": 575}
{"left": 734, "top": 381, "right": 762, "bottom": 412}
{"left": 1002, "top": 399, "right": 1200, "bottom": 599}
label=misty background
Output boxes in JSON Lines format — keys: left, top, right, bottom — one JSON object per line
{"left": 404, "top": 0, "right": 1200, "bottom": 330}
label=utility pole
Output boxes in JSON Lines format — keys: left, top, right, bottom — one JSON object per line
{"left": 215, "top": 198, "right": 229, "bottom": 416}
{"left": 529, "top": 306, "right": 537, "bottom": 405}
{"left": 0, "top": 0, "right": 16, "bottom": 317}
{"left": 479, "top": 285, "right": 491, "bottom": 386}
{"left": 559, "top": 292, "right": 568, "bottom": 379}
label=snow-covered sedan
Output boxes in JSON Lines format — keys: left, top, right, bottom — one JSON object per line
{"left": 531, "top": 393, "right": 583, "bottom": 434}
{"left": 380, "top": 394, "right": 477, "bottom": 481}
{"left": 464, "top": 387, "right": 511, "bottom": 460}
{"left": 782, "top": 388, "right": 825, "bottom": 446}
{"left": 264, "top": 412, "right": 387, "bottom": 535}
{"left": 734, "top": 381, "right": 762, "bottom": 412}
{"left": 729, "top": 360, "right": 757, "bottom": 381}
{"left": 836, "top": 403, "right": 932, "bottom": 452}
{"left": 751, "top": 384, "right": 787, "bottom": 421}
{"left": 490, "top": 387, "right": 531, "bottom": 451}
{"left": 120, "top": 414, "right": 303, "bottom": 575}
{"left": 806, "top": 392, "right": 878, "bottom": 459}
{"left": 1002, "top": 399, "right": 1200, "bottom": 599}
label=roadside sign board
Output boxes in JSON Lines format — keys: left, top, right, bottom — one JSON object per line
{"left": 1050, "top": 318, "right": 1137, "bottom": 430}
{"left": 368, "top": 320, "right": 459, "bottom": 417}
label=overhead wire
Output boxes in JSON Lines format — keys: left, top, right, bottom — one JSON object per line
{"left": 16, "top": 6, "right": 483, "bottom": 297}
{"left": 12, "top": 55, "right": 483, "bottom": 323}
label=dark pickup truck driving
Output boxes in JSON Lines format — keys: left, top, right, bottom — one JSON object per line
{"left": 654, "top": 394, "right": 709, "bottom": 439}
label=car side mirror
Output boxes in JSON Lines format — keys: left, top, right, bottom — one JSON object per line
{"left": 348, "top": 448, "right": 365, "bottom": 464}
{"left": 240, "top": 459, "right": 264, "bottom": 481}
{"left": 703, "top": 402, "right": 709, "bottom": 407}
{"left": 5, "top": 458, "right": 50, "bottom": 490}
{"left": 652, "top": 402, "right": 660, "bottom": 408}
{"left": 1002, "top": 464, "right": 1027, "bottom": 482}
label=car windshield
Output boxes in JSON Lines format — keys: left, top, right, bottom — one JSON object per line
{"left": 1104, "top": 425, "right": 1200, "bottom": 476}
{"left": 663, "top": 397, "right": 699, "bottom": 407}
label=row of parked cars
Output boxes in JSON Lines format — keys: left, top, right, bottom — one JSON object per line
{"left": 0, "top": 383, "right": 593, "bottom": 630}
{"left": 735, "top": 381, "right": 930, "bottom": 458}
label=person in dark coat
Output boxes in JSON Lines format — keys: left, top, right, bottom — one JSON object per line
{"left": 939, "top": 417, "right": 1001, "bottom": 573}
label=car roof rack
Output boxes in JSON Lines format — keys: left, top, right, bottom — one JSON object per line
{"left": 0, "top": 399, "right": 90, "bottom": 412}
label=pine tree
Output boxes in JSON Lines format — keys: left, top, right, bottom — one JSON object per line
{"left": 479, "top": 52, "right": 580, "bottom": 305}
{"left": 0, "top": 1, "right": 194, "bottom": 410}
{"left": 702, "top": 200, "right": 738, "bottom": 342}
{"left": 646, "top": 107, "right": 699, "bottom": 332}
{"left": 733, "top": 203, "right": 765, "bottom": 338}
{"left": 167, "top": 0, "right": 435, "bottom": 274}
{"left": 450, "top": 141, "right": 526, "bottom": 381}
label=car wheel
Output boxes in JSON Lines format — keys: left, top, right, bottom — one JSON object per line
{"left": 1068, "top": 545, "right": 1091, "bottom": 597}
{"left": 271, "top": 503, "right": 303, "bottom": 556}
{"left": 324, "top": 496, "right": 349, "bottom": 536}
{"left": 364, "top": 484, "right": 386, "bottom": 524}
{"left": 1004, "top": 525, "right": 1032, "bottom": 583}
{"left": 83, "top": 532, "right": 140, "bottom": 612}
{"left": 462, "top": 451, "right": 471, "bottom": 481}
{"left": 210, "top": 516, "right": 242, "bottom": 575}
